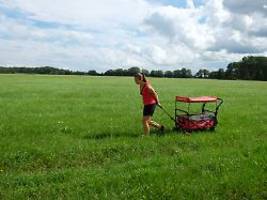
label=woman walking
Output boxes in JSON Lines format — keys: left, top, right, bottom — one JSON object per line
{"left": 134, "top": 73, "right": 164, "bottom": 135}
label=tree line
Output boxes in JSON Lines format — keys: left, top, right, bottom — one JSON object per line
{"left": 0, "top": 66, "right": 193, "bottom": 78}
{"left": 0, "top": 56, "right": 266, "bottom": 81}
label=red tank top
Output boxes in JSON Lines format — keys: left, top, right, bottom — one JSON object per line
{"left": 140, "top": 83, "right": 157, "bottom": 105}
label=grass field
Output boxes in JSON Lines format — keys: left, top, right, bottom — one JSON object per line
{"left": 0, "top": 74, "right": 266, "bottom": 199}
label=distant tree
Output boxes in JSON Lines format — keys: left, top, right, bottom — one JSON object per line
{"left": 0, "top": 66, "right": 75, "bottom": 75}
{"left": 104, "top": 69, "right": 115, "bottom": 76}
{"left": 195, "top": 69, "right": 210, "bottom": 78}
{"left": 223, "top": 56, "right": 267, "bottom": 80}
{"left": 150, "top": 70, "right": 156, "bottom": 77}
{"left": 88, "top": 70, "right": 98, "bottom": 76}
{"left": 164, "top": 70, "right": 173, "bottom": 78}
{"left": 209, "top": 68, "right": 225, "bottom": 79}
{"left": 1, "top": 56, "right": 266, "bottom": 80}
{"left": 141, "top": 69, "right": 150, "bottom": 76}
{"left": 72, "top": 71, "right": 86, "bottom": 75}
{"left": 187, "top": 69, "right": 193, "bottom": 78}
{"left": 150, "top": 70, "right": 164, "bottom": 77}
{"left": 127, "top": 67, "right": 140, "bottom": 76}
{"left": 173, "top": 69, "right": 182, "bottom": 78}
{"left": 217, "top": 68, "right": 225, "bottom": 79}
{"left": 114, "top": 68, "right": 126, "bottom": 76}
{"left": 225, "top": 62, "right": 239, "bottom": 79}
{"left": 180, "top": 68, "right": 192, "bottom": 78}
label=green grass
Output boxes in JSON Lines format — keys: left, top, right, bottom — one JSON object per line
{"left": 0, "top": 74, "right": 266, "bottom": 199}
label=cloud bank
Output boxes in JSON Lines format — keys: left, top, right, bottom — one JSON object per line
{"left": 0, "top": 0, "right": 266, "bottom": 72}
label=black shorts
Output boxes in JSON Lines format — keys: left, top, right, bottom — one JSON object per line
{"left": 143, "top": 104, "right": 157, "bottom": 116}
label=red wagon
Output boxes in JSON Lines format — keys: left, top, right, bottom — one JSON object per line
{"left": 175, "top": 96, "right": 223, "bottom": 132}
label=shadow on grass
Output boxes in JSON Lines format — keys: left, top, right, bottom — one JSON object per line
{"left": 84, "top": 127, "right": 215, "bottom": 140}
{"left": 83, "top": 132, "right": 140, "bottom": 140}
{"left": 84, "top": 128, "right": 181, "bottom": 140}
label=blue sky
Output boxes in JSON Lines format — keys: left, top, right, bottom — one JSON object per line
{"left": 148, "top": 0, "right": 205, "bottom": 7}
{"left": 0, "top": 0, "right": 266, "bottom": 72}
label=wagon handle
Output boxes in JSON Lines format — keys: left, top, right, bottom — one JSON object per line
{"left": 158, "top": 105, "right": 176, "bottom": 122}
{"left": 215, "top": 98, "right": 223, "bottom": 115}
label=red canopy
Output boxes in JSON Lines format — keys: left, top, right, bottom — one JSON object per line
{"left": 176, "top": 96, "right": 218, "bottom": 103}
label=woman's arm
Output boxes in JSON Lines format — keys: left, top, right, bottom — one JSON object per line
{"left": 148, "top": 86, "right": 160, "bottom": 105}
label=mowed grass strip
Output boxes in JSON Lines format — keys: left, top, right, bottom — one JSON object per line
{"left": 0, "top": 74, "right": 266, "bottom": 199}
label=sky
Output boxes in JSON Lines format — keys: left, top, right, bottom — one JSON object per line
{"left": 0, "top": 0, "right": 266, "bottom": 72}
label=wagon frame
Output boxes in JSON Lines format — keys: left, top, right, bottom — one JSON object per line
{"left": 174, "top": 96, "right": 223, "bottom": 132}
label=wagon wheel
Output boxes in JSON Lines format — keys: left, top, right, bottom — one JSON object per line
{"left": 182, "top": 129, "right": 191, "bottom": 135}
{"left": 209, "top": 127, "right": 215, "bottom": 132}
{"left": 172, "top": 127, "right": 181, "bottom": 132}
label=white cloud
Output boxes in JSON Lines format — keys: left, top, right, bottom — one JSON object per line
{"left": 186, "top": 0, "right": 195, "bottom": 9}
{"left": 144, "top": 0, "right": 266, "bottom": 58}
{"left": 223, "top": 0, "right": 267, "bottom": 16}
{"left": 144, "top": 5, "right": 216, "bottom": 49}
{"left": 2, "top": 0, "right": 152, "bottom": 28}
{"left": 0, "top": 0, "right": 266, "bottom": 72}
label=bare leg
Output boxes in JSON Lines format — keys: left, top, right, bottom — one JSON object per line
{"left": 143, "top": 116, "right": 151, "bottom": 135}
{"left": 149, "top": 120, "right": 161, "bottom": 129}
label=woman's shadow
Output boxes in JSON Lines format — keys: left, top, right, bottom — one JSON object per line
{"left": 83, "top": 132, "right": 140, "bottom": 140}
{"left": 83, "top": 128, "right": 175, "bottom": 140}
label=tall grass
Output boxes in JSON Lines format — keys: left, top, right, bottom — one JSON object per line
{"left": 0, "top": 74, "right": 266, "bottom": 199}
